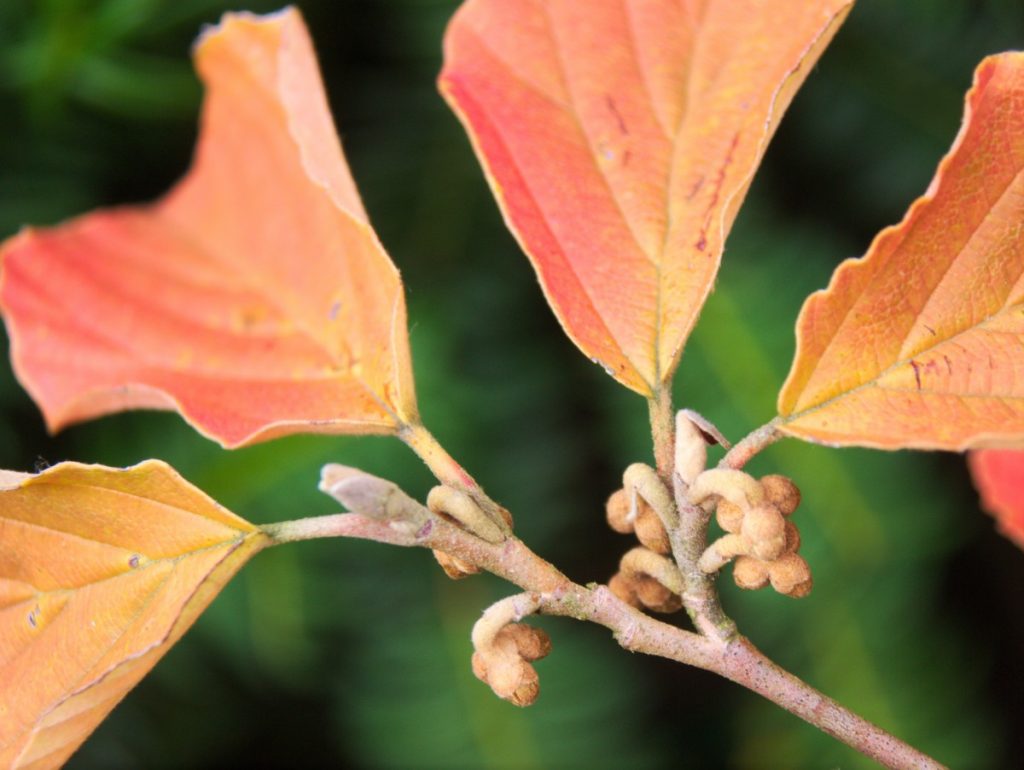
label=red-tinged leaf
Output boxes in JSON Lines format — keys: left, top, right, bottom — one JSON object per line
{"left": 0, "top": 8, "right": 417, "bottom": 447}
{"left": 440, "top": 0, "right": 852, "bottom": 394}
{"left": 0, "top": 460, "right": 268, "bottom": 769}
{"left": 778, "top": 53, "right": 1024, "bottom": 450}
{"left": 969, "top": 450, "right": 1024, "bottom": 550}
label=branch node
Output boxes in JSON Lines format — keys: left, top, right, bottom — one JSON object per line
{"left": 427, "top": 485, "right": 507, "bottom": 543}
{"left": 426, "top": 484, "right": 515, "bottom": 578}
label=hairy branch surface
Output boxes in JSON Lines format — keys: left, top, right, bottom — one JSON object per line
{"left": 265, "top": 458, "right": 946, "bottom": 770}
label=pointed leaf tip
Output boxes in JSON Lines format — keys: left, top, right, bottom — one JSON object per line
{"left": 0, "top": 8, "right": 417, "bottom": 448}
{"left": 0, "top": 460, "right": 266, "bottom": 768}
{"left": 778, "top": 52, "right": 1024, "bottom": 450}
{"left": 440, "top": 0, "right": 852, "bottom": 394}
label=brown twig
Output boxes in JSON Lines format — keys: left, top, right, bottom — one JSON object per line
{"left": 265, "top": 465, "right": 946, "bottom": 770}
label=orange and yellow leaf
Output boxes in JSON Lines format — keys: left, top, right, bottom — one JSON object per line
{"left": 0, "top": 460, "right": 268, "bottom": 769}
{"left": 778, "top": 53, "right": 1024, "bottom": 450}
{"left": 0, "top": 8, "right": 417, "bottom": 448}
{"left": 969, "top": 449, "right": 1024, "bottom": 550}
{"left": 441, "top": 0, "right": 852, "bottom": 394}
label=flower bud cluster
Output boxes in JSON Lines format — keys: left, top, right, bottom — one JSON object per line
{"left": 697, "top": 473, "right": 812, "bottom": 598}
{"left": 471, "top": 623, "right": 552, "bottom": 706}
{"left": 607, "top": 546, "right": 683, "bottom": 613}
{"left": 605, "top": 487, "right": 671, "bottom": 555}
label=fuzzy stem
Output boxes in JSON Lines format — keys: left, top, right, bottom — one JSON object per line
{"left": 269, "top": 468, "right": 945, "bottom": 769}
{"left": 712, "top": 638, "right": 946, "bottom": 770}
{"left": 719, "top": 418, "right": 784, "bottom": 470}
{"left": 399, "top": 420, "right": 510, "bottom": 535}
{"left": 263, "top": 513, "right": 421, "bottom": 546}
{"left": 399, "top": 420, "right": 480, "bottom": 492}
{"left": 669, "top": 474, "right": 737, "bottom": 641}
{"left": 480, "top": 586, "right": 944, "bottom": 770}
{"left": 647, "top": 384, "right": 676, "bottom": 481}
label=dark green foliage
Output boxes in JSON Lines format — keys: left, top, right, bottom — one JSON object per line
{"left": 1, "top": 1, "right": 1022, "bottom": 767}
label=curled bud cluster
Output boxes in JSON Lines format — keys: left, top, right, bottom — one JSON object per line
{"left": 608, "top": 569, "right": 682, "bottom": 614}
{"left": 697, "top": 474, "right": 812, "bottom": 598}
{"left": 472, "top": 623, "right": 552, "bottom": 706}
{"left": 604, "top": 463, "right": 683, "bottom": 613}
{"left": 605, "top": 488, "right": 671, "bottom": 554}
{"left": 608, "top": 547, "right": 683, "bottom": 614}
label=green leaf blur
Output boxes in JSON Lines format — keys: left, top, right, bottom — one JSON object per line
{"left": 1, "top": 1, "right": 1022, "bottom": 767}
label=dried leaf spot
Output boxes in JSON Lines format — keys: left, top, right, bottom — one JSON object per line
{"left": 235, "top": 305, "right": 269, "bottom": 331}
{"left": 605, "top": 95, "right": 628, "bottom": 135}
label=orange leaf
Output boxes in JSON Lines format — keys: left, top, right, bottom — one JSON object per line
{"left": 969, "top": 450, "right": 1024, "bottom": 550}
{"left": 778, "top": 53, "right": 1024, "bottom": 450}
{"left": 440, "top": 0, "right": 852, "bottom": 394}
{"left": 0, "top": 460, "right": 268, "bottom": 769}
{"left": 0, "top": 9, "right": 417, "bottom": 447}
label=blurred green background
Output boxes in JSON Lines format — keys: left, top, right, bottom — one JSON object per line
{"left": 1, "top": 0, "right": 1023, "bottom": 767}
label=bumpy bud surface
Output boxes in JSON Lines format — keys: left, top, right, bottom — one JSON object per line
{"left": 634, "top": 502, "right": 671, "bottom": 554}
{"left": 608, "top": 571, "right": 642, "bottom": 608}
{"left": 506, "top": 665, "right": 541, "bottom": 706}
{"left": 632, "top": 574, "right": 683, "bottom": 613}
{"left": 689, "top": 468, "right": 813, "bottom": 597}
{"left": 786, "top": 579, "right": 813, "bottom": 599}
{"left": 473, "top": 623, "right": 550, "bottom": 707}
{"left": 782, "top": 520, "right": 801, "bottom": 554}
{"left": 501, "top": 623, "right": 552, "bottom": 661}
{"left": 761, "top": 474, "right": 801, "bottom": 515}
{"left": 715, "top": 499, "right": 745, "bottom": 533}
{"left": 768, "top": 553, "right": 813, "bottom": 596}
{"left": 733, "top": 555, "right": 770, "bottom": 590}
{"left": 605, "top": 488, "right": 633, "bottom": 534}
{"left": 742, "top": 504, "right": 787, "bottom": 561}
